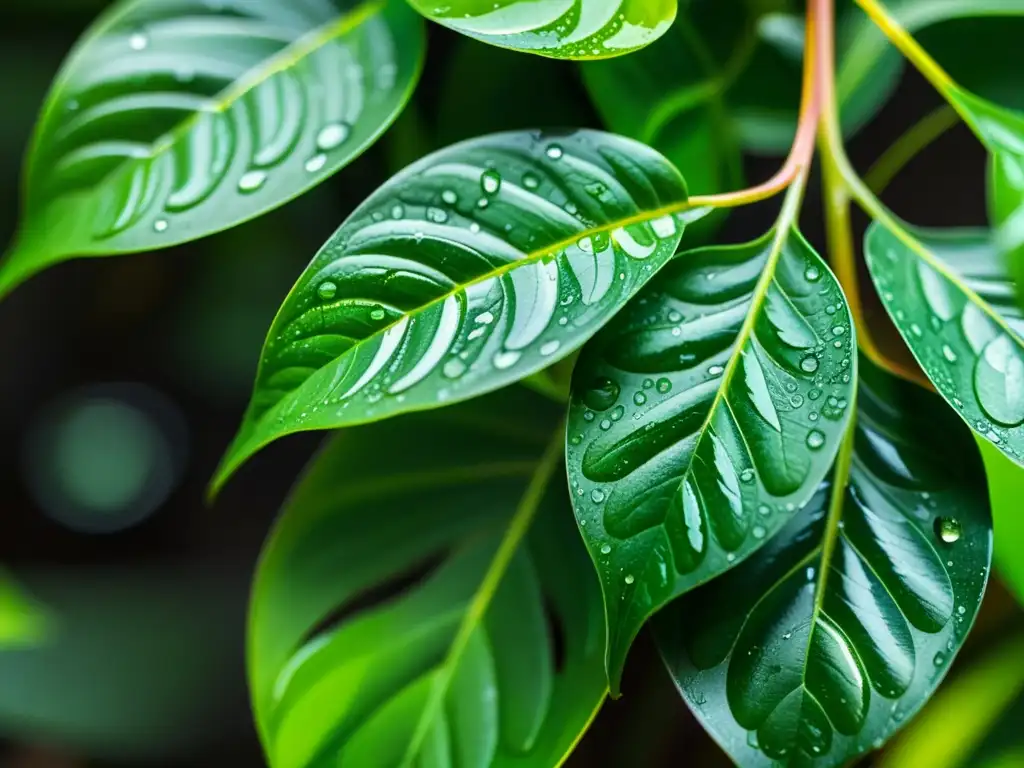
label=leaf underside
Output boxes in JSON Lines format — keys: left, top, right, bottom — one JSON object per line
{"left": 215, "top": 128, "right": 689, "bottom": 491}
{"left": 566, "top": 229, "right": 857, "bottom": 689}
{"left": 0, "top": 0, "right": 423, "bottom": 297}
{"left": 657, "top": 362, "right": 992, "bottom": 768}
{"left": 248, "top": 391, "right": 606, "bottom": 768}
{"left": 864, "top": 222, "right": 1024, "bottom": 466}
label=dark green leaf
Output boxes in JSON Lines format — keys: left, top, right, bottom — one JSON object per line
{"left": 0, "top": 0, "right": 424, "bottom": 298}
{"left": 566, "top": 229, "right": 857, "bottom": 690}
{"left": 863, "top": 223, "right": 1024, "bottom": 465}
{"left": 249, "top": 392, "right": 606, "bottom": 768}
{"left": 657, "top": 362, "right": 992, "bottom": 767}
{"left": 214, "top": 130, "right": 691, "bottom": 491}
{"left": 404, "top": 0, "right": 675, "bottom": 60}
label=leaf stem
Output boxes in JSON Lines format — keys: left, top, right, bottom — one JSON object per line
{"left": 863, "top": 104, "right": 960, "bottom": 194}
{"left": 815, "top": 0, "right": 932, "bottom": 388}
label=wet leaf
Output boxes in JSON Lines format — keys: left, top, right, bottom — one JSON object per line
{"left": 405, "top": 0, "right": 675, "bottom": 60}
{"left": 0, "top": 0, "right": 424, "bottom": 298}
{"left": 657, "top": 362, "right": 992, "bottom": 767}
{"left": 249, "top": 392, "right": 606, "bottom": 768}
{"left": 566, "top": 230, "right": 856, "bottom": 690}
{"left": 214, "top": 129, "right": 690, "bottom": 491}
{"left": 864, "top": 223, "right": 1024, "bottom": 466}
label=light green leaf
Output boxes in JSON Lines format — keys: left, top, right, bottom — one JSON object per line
{"left": 864, "top": 223, "right": 1024, "bottom": 465}
{"left": 566, "top": 229, "right": 857, "bottom": 690}
{"left": 977, "top": 438, "right": 1024, "bottom": 606}
{"left": 877, "top": 635, "right": 1024, "bottom": 768}
{"left": 0, "top": 0, "right": 424, "bottom": 299}
{"left": 249, "top": 392, "right": 606, "bottom": 768}
{"left": 657, "top": 362, "right": 992, "bottom": 767}
{"left": 0, "top": 574, "right": 48, "bottom": 647}
{"left": 404, "top": 0, "right": 675, "bottom": 60}
{"left": 214, "top": 129, "right": 690, "bottom": 492}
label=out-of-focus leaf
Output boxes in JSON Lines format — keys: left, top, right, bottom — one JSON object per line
{"left": 566, "top": 229, "right": 857, "bottom": 690}
{"left": 249, "top": 391, "right": 606, "bottom": 767}
{"left": 977, "top": 439, "right": 1024, "bottom": 605}
{"left": 877, "top": 635, "right": 1024, "bottom": 768}
{"left": 0, "top": 0, "right": 424, "bottom": 299}
{"left": 0, "top": 574, "right": 48, "bottom": 647}
{"left": 214, "top": 129, "right": 691, "bottom": 492}
{"left": 864, "top": 224, "right": 1024, "bottom": 466}
{"left": 658, "top": 362, "right": 992, "bottom": 766}
{"left": 405, "top": 0, "right": 675, "bottom": 60}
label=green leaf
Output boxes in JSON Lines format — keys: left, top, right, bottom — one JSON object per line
{"left": 837, "top": 0, "right": 1024, "bottom": 126}
{"left": 877, "top": 635, "right": 1024, "bottom": 768}
{"left": 566, "top": 228, "right": 857, "bottom": 691}
{"left": 863, "top": 223, "right": 1024, "bottom": 465}
{"left": 214, "top": 129, "right": 690, "bottom": 492}
{"left": 404, "top": 0, "right": 675, "bottom": 60}
{"left": 0, "top": 574, "right": 48, "bottom": 647}
{"left": 657, "top": 361, "right": 992, "bottom": 767}
{"left": 977, "top": 439, "right": 1024, "bottom": 606}
{"left": 249, "top": 392, "right": 606, "bottom": 768}
{"left": 0, "top": 0, "right": 424, "bottom": 298}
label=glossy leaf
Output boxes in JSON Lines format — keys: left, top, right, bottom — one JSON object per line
{"left": 864, "top": 223, "right": 1024, "bottom": 465}
{"left": 566, "top": 229, "right": 857, "bottom": 690}
{"left": 977, "top": 439, "right": 1024, "bottom": 606}
{"left": 214, "top": 130, "right": 690, "bottom": 491}
{"left": 249, "top": 392, "right": 606, "bottom": 768}
{"left": 877, "top": 635, "right": 1024, "bottom": 768}
{"left": 0, "top": 0, "right": 424, "bottom": 298}
{"left": 658, "top": 362, "right": 992, "bottom": 767}
{"left": 0, "top": 574, "right": 47, "bottom": 647}
{"left": 405, "top": 0, "right": 674, "bottom": 60}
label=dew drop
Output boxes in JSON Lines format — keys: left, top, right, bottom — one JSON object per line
{"left": 806, "top": 430, "right": 825, "bottom": 450}
{"left": 753, "top": 526, "right": 766, "bottom": 540}
{"left": 583, "top": 377, "right": 620, "bottom": 411}
{"left": 656, "top": 377, "right": 672, "bottom": 394}
{"left": 591, "top": 489, "right": 606, "bottom": 503}
{"left": 522, "top": 172, "right": 540, "bottom": 190}
{"left": 370, "top": 308, "right": 386, "bottom": 321}
{"left": 442, "top": 358, "right": 467, "bottom": 378}
{"left": 942, "top": 344, "right": 958, "bottom": 363}
{"left": 441, "top": 189, "right": 458, "bottom": 205}
{"left": 238, "top": 170, "right": 267, "bottom": 193}
{"left": 540, "top": 340, "right": 560, "bottom": 356}
{"left": 910, "top": 323, "right": 924, "bottom": 338}
{"left": 493, "top": 350, "right": 521, "bottom": 369}
{"left": 599, "top": 419, "right": 612, "bottom": 430}
{"left": 933, "top": 652, "right": 946, "bottom": 667}
{"left": 153, "top": 219, "right": 168, "bottom": 233}
{"left": 740, "top": 469, "right": 755, "bottom": 484}
{"left": 305, "top": 153, "right": 327, "bottom": 173}
{"left": 633, "top": 392, "right": 647, "bottom": 406}
{"left": 832, "top": 325, "right": 846, "bottom": 336}
{"left": 316, "top": 123, "right": 350, "bottom": 151}
{"left": 546, "top": 144, "right": 564, "bottom": 160}
{"left": 708, "top": 365, "right": 724, "bottom": 377}
{"left": 800, "top": 355, "right": 819, "bottom": 374}
{"left": 317, "top": 281, "right": 338, "bottom": 301}
{"left": 935, "top": 517, "right": 962, "bottom": 544}
{"left": 128, "top": 32, "right": 149, "bottom": 50}
{"left": 480, "top": 169, "right": 501, "bottom": 195}
{"left": 391, "top": 204, "right": 405, "bottom": 219}
{"left": 804, "top": 265, "right": 821, "bottom": 282}
{"left": 624, "top": 574, "right": 635, "bottom": 585}
{"left": 600, "top": 544, "right": 612, "bottom": 555}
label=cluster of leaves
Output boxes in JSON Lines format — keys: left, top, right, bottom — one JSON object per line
{"left": 2, "top": 0, "right": 1024, "bottom": 766}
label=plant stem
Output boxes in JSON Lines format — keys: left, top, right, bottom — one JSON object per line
{"left": 816, "top": 0, "right": 932, "bottom": 388}
{"left": 688, "top": 0, "right": 822, "bottom": 210}
{"left": 853, "top": 0, "right": 954, "bottom": 94}
{"left": 864, "top": 104, "right": 960, "bottom": 194}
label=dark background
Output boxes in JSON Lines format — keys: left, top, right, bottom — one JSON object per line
{"left": 0, "top": 3, "right": 1018, "bottom": 766}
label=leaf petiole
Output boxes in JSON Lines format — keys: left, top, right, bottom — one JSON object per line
{"left": 864, "top": 104, "right": 961, "bottom": 194}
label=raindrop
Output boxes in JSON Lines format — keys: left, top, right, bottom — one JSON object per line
{"left": 600, "top": 544, "right": 612, "bottom": 555}
{"left": 708, "top": 365, "right": 724, "bottom": 377}
{"left": 540, "top": 340, "right": 560, "bottom": 356}
{"left": 238, "top": 170, "right": 267, "bottom": 193}
{"left": 933, "top": 652, "right": 946, "bottom": 667}
{"left": 591, "top": 489, "right": 606, "bottom": 503}
{"left": 128, "top": 32, "right": 149, "bottom": 50}
{"left": 633, "top": 392, "right": 647, "bottom": 406}
{"left": 758, "top": 505, "right": 771, "bottom": 516}
{"left": 546, "top": 144, "right": 564, "bottom": 160}
{"left": 942, "top": 344, "right": 958, "bottom": 363}
{"left": 935, "top": 517, "right": 962, "bottom": 544}
{"left": 370, "top": 308, "right": 386, "bottom": 321}
{"left": 806, "top": 430, "right": 825, "bottom": 450}
{"left": 583, "top": 377, "right": 620, "bottom": 411}
{"left": 804, "top": 265, "right": 821, "bottom": 282}
{"left": 642, "top": 378, "right": 654, "bottom": 389}
{"left": 317, "top": 281, "right": 338, "bottom": 301}
{"left": 316, "top": 123, "right": 350, "bottom": 151}
{"left": 957, "top": 605, "right": 966, "bottom": 616}
{"left": 910, "top": 323, "right": 923, "bottom": 338}
{"left": 522, "top": 172, "right": 540, "bottom": 190}
{"left": 153, "top": 219, "right": 168, "bottom": 233}
{"left": 391, "top": 204, "right": 404, "bottom": 219}
{"left": 442, "top": 189, "right": 458, "bottom": 205}
{"left": 480, "top": 169, "right": 502, "bottom": 195}
{"left": 800, "top": 356, "right": 819, "bottom": 374}
{"left": 753, "top": 526, "right": 766, "bottom": 539}
{"left": 832, "top": 326, "right": 846, "bottom": 336}
{"left": 427, "top": 207, "right": 448, "bottom": 223}
{"left": 305, "top": 154, "right": 327, "bottom": 173}
{"left": 599, "top": 419, "right": 612, "bottom": 430}
{"left": 477, "top": 198, "right": 489, "bottom": 209}
{"left": 656, "top": 377, "right": 672, "bottom": 394}
{"left": 740, "top": 469, "right": 755, "bottom": 484}
{"left": 493, "top": 350, "right": 521, "bottom": 369}
{"left": 442, "top": 358, "right": 467, "bottom": 378}
{"left": 624, "top": 574, "right": 635, "bottom": 585}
